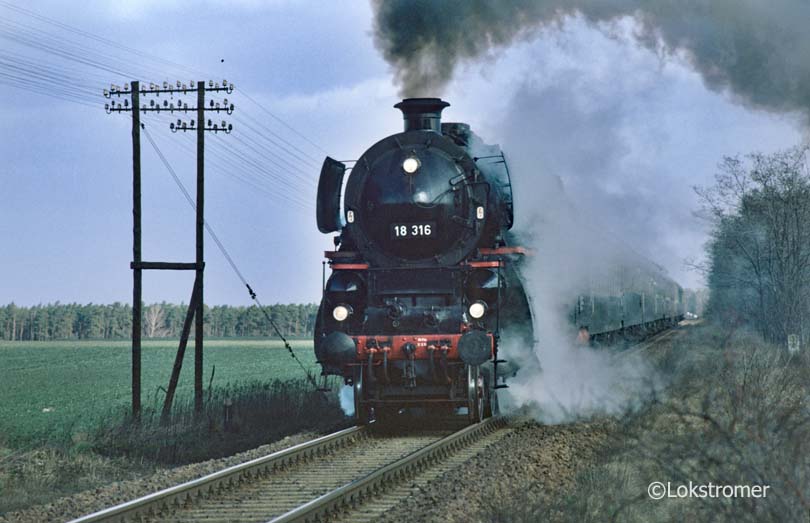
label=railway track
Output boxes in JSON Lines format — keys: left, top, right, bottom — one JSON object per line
{"left": 619, "top": 326, "right": 680, "bottom": 358}
{"left": 70, "top": 417, "right": 510, "bottom": 523}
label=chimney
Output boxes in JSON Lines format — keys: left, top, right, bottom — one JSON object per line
{"left": 394, "top": 98, "right": 450, "bottom": 133}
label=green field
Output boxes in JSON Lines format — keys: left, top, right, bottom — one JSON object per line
{"left": 0, "top": 339, "right": 318, "bottom": 445}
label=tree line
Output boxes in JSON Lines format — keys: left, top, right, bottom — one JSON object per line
{"left": 0, "top": 302, "right": 319, "bottom": 341}
{"left": 699, "top": 146, "right": 810, "bottom": 345}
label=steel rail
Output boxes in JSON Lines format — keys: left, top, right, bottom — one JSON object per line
{"left": 619, "top": 326, "right": 680, "bottom": 358}
{"left": 68, "top": 425, "right": 365, "bottom": 523}
{"left": 269, "top": 417, "right": 504, "bottom": 523}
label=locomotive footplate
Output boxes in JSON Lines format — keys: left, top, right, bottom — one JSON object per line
{"left": 354, "top": 333, "right": 493, "bottom": 360}
{"left": 349, "top": 359, "right": 465, "bottom": 385}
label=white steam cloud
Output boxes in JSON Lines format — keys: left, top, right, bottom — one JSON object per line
{"left": 498, "top": 191, "right": 662, "bottom": 422}
{"left": 338, "top": 384, "right": 355, "bottom": 417}
{"left": 485, "top": 74, "right": 668, "bottom": 422}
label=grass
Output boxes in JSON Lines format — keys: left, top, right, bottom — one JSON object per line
{"left": 0, "top": 339, "right": 349, "bottom": 516}
{"left": 485, "top": 322, "right": 810, "bottom": 522}
{"left": 0, "top": 338, "right": 318, "bottom": 446}
{"left": 0, "top": 378, "right": 347, "bottom": 515}
{"left": 93, "top": 378, "right": 346, "bottom": 464}
{"left": 0, "top": 443, "right": 157, "bottom": 516}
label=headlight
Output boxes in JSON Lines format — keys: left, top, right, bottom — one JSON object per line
{"left": 332, "top": 304, "right": 353, "bottom": 322}
{"left": 468, "top": 300, "right": 487, "bottom": 319}
{"left": 402, "top": 156, "right": 420, "bottom": 174}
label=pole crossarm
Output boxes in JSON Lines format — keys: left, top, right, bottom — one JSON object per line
{"left": 104, "top": 80, "right": 234, "bottom": 97}
{"left": 104, "top": 104, "right": 234, "bottom": 115}
{"left": 130, "top": 261, "right": 203, "bottom": 270}
{"left": 170, "top": 120, "right": 232, "bottom": 133}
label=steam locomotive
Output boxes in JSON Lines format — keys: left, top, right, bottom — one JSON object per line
{"left": 313, "top": 98, "right": 684, "bottom": 424}
{"left": 314, "top": 98, "right": 533, "bottom": 423}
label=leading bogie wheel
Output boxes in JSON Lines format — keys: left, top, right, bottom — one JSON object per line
{"left": 483, "top": 377, "right": 494, "bottom": 418}
{"left": 354, "top": 366, "right": 370, "bottom": 425}
{"left": 467, "top": 365, "right": 485, "bottom": 423}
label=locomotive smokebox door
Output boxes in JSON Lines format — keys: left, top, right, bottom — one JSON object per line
{"left": 317, "top": 157, "right": 346, "bottom": 233}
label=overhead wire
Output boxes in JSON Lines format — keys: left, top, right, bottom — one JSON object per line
{"left": 233, "top": 110, "right": 321, "bottom": 167}
{"left": 142, "top": 110, "right": 313, "bottom": 211}
{"left": 0, "top": 2, "right": 328, "bottom": 160}
{"left": 0, "top": 73, "right": 325, "bottom": 215}
{"left": 141, "top": 122, "right": 321, "bottom": 390}
{"left": 0, "top": 19, "right": 154, "bottom": 80}
{"left": 0, "top": 1, "right": 330, "bottom": 199}
{"left": 211, "top": 134, "right": 315, "bottom": 203}
{"left": 227, "top": 133, "right": 317, "bottom": 193}
{"left": 0, "top": 0, "right": 209, "bottom": 79}
{"left": 241, "top": 90, "right": 328, "bottom": 155}
{"left": 0, "top": 74, "right": 95, "bottom": 105}
{"left": 232, "top": 113, "right": 320, "bottom": 174}
{"left": 211, "top": 142, "right": 313, "bottom": 206}
{"left": 164, "top": 127, "right": 307, "bottom": 208}
{"left": 0, "top": 51, "right": 105, "bottom": 87}
{"left": 0, "top": 21, "right": 326, "bottom": 173}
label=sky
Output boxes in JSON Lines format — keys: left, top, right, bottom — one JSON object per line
{"left": 0, "top": 1, "right": 804, "bottom": 306}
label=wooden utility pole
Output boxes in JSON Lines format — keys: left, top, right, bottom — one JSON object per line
{"left": 104, "top": 80, "right": 234, "bottom": 422}
{"left": 195, "top": 81, "right": 205, "bottom": 414}
{"left": 131, "top": 80, "right": 142, "bottom": 420}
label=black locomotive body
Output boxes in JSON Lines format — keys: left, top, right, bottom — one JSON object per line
{"left": 314, "top": 98, "right": 532, "bottom": 423}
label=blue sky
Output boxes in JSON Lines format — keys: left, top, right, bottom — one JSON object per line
{"left": 0, "top": 2, "right": 803, "bottom": 306}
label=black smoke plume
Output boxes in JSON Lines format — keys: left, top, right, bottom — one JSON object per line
{"left": 372, "top": 0, "right": 810, "bottom": 119}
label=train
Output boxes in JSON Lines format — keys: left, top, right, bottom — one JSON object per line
{"left": 314, "top": 97, "right": 683, "bottom": 424}
{"left": 569, "top": 253, "right": 686, "bottom": 346}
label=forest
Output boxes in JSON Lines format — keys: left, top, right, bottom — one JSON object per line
{"left": 701, "top": 146, "right": 810, "bottom": 345}
{"left": 0, "top": 302, "right": 318, "bottom": 341}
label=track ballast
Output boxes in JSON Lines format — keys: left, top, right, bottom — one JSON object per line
{"left": 70, "top": 417, "right": 509, "bottom": 523}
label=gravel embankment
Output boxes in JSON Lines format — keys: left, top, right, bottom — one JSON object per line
{"left": 0, "top": 431, "right": 319, "bottom": 523}
{"left": 377, "top": 419, "right": 612, "bottom": 523}
{"left": 4, "top": 420, "right": 611, "bottom": 523}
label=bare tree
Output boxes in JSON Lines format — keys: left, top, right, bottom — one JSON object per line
{"left": 696, "top": 146, "right": 810, "bottom": 344}
{"left": 144, "top": 303, "right": 169, "bottom": 338}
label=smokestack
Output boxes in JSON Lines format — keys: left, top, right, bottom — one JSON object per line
{"left": 394, "top": 97, "right": 450, "bottom": 133}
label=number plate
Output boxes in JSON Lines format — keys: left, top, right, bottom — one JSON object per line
{"left": 390, "top": 222, "right": 435, "bottom": 239}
